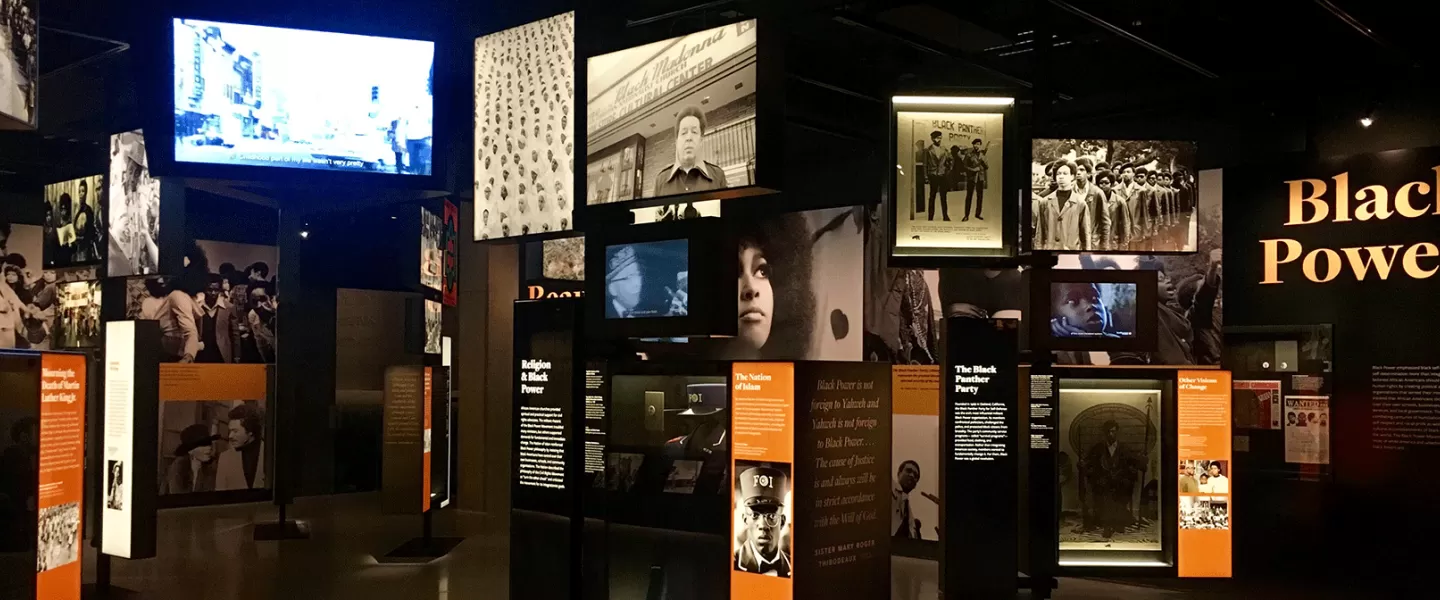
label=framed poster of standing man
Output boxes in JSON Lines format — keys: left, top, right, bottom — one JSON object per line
{"left": 890, "top": 96, "right": 1016, "bottom": 264}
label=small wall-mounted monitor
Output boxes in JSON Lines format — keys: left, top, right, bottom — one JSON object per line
{"left": 586, "top": 220, "right": 735, "bottom": 339}
{"left": 1031, "top": 269, "right": 1158, "bottom": 353}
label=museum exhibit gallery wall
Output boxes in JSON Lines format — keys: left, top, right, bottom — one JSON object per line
{"left": 1, "top": 2, "right": 1438, "bottom": 599}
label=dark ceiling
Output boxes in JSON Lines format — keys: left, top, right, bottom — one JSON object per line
{"left": 1, "top": 0, "right": 1433, "bottom": 191}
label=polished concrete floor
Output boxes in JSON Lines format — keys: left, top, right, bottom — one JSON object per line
{"left": 85, "top": 494, "right": 1355, "bottom": 599}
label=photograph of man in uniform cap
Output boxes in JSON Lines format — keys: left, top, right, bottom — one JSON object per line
{"left": 733, "top": 463, "right": 793, "bottom": 578}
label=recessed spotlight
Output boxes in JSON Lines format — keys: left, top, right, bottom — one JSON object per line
{"left": 1359, "top": 116, "right": 1374, "bottom": 128}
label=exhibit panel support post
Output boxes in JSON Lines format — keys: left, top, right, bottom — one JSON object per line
{"left": 941, "top": 317, "right": 1020, "bottom": 599}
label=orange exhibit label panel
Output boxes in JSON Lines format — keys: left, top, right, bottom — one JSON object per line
{"left": 158, "top": 364, "right": 269, "bottom": 497}
{"left": 38, "top": 353, "right": 87, "bottom": 600}
{"left": 731, "top": 362, "right": 795, "bottom": 600}
{"left": 1177, "top": 370, "right": 1233, "bottom": 578}
{"left": 423, "top": 367, "right": 433, "bottom": 512}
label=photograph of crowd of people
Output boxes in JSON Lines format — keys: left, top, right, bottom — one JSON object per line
{"left": 542, "top": 236, "right": 584, "bottom": 281}
{"left": 421, "top": 207, "right": 443, "bottom": 291}
{"left": 0, "top": 223, "right": 53, "bottom": 350}
{"left": 732, "top": 461, "right": 792, "bottom": 578}
{"left": 0, "top": 0, "right": 37, "bottom": 126}
{"left": 1049, "top": 281, "right": 1138, "bottom": 340}
{"left": 894, "top": 110, "right": 1006, "bottom": 250}
{"left": 1030, "top": 139, "right": 1198, "bottom": 253}
{"left": 1180, "top": 498, "right": 1229, "bottom": 530}
{"left": 159, "top": 400, "right": 266, "bottom": 495}
{"left": 125, "top": 240, "right": 278, "bottom": 363}
{"left": 173, "top": 19, "right": 435, "bottom": 175}
{"left": 1058, "top": 389, "right": 1163, "bottom": 551}
{"left": 586, "top": 20, "right": 757, "bottom": 205}
{"left": 53, "top": 281, "right": 101, "bottom": 349}
{"left": 474, "top": 12, "right": 575, "bottom": 240}
{"left": 106, "top": 460, "right": 125, "bottom": 510}
{"left": 43, "top": 175, "right": 106, "bottom": 268}
{"left": 35, "top": 501, "right": 80, "bottom": 573}
{"left": 108, "top": 130, "right": 162, "bottom": 277}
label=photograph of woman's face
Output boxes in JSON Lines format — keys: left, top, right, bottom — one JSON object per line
{"left": 738, "top": 244, "right": 773, "bottom": 349}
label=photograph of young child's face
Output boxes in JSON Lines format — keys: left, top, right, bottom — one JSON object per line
{"left": 1052, "top": 282, "right": 1108, "bottom": 334}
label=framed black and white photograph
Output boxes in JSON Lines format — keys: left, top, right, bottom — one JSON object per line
{"left": 421, "top": 207, "right": 442, "bottom": 291}
{"left": 1057, "top": 386, "right": 1163, "bottom": 557}
{"left": 43, "top": 175, "right": 106, "bottom": 268}
{"left": 108, "top": 130, "right": 162, "bottom": 277}
{"left": 0, "top": 0, "right": 37, "bottom": 129}
{"left": 732, "top": 460, "right": 793, "bottom": 578}
{"left": 586, "top": 19, "right": 760, "bottom": 209}
{"left": 1029, "top": 139, "right": 1198, "bottom": 253}
{"left": 424, "top": 299, "right": 442, "bottom": 354}
{"left": 891, "top": 96, "right": 1014, "bottom": 260}
{"left": 474, "top": 12, "right": 575, "bottom": 240}
{"left": 159, "top": 399, "right": 267, "bottom": 495}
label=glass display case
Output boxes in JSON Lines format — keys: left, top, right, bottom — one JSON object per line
{"left": 1056, "top": 377, "right": 1174, "bottom": 568}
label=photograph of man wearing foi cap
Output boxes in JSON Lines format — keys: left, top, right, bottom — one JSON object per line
{"left": 733, "top": 464, "right": 793, "bottom": 578}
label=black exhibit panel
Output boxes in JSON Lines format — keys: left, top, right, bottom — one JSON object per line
{"left": 1222, "top": 147, "right": 1440, "bottom": 574}
{"left": 941, "top": 317, "right": 1019, "bottom": 599}
{"left": 511, "top": 298, "right": 584, "bottom": 600}
{"left": 0, "top": 352, "right": 41, "bottom": 600}
{"left": 791, "top": 362, "right": 893, "bottom": 600}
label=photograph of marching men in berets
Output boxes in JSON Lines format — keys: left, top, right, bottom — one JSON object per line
{"left": 1030, "top": 139, "right": 1197, "bottom": 253}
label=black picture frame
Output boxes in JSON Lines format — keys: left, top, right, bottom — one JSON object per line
{"left": 584, "top": 218, "right": 736, "bottom": 340}
{"left": 888, "top": 94, "right": 1019, "bottom": 266}
{"left": 1030, "top": 268, "right": 1159, "bottom": 353}
{"left": 136, "top": 13, "right": 452, "bottom": 193}
{"left": 575, "top": 14, "right": 784, "bottom": 226}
